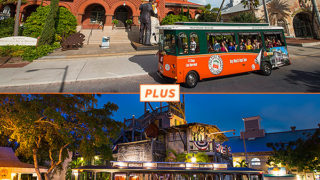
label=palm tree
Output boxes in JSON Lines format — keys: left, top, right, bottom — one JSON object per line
{"left": 267, "top": 0, "right": 290, "bottom": 26}
{"left": 236, "top": 160, "right": 248, "bottom": 167}
{"left": 241, "top": 0, "right": 260, "bottom": 13}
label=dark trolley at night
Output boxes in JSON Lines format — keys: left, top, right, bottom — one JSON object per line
{"left": 72, "top": 161, "right": 264, "bottom": 180}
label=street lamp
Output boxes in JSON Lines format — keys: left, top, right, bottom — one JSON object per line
{"left": 191, "top": 154, "right": 197, "bottom": 163}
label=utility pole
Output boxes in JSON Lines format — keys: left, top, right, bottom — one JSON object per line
{"left": 242, "top": 135, "right": 249, "bottom": 167}
{"left": 311, "top": 0, "right": 320, "bottom": 28}
{"left": 13, "top": 0, "right": 22, "bottom": 36}
{"left": 262, "top": 0, "right": 269, "bottom": 24}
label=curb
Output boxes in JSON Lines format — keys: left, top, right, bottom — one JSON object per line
{"left": 36, "top": 50, "right": 158, "bottom": 62}
{"left": 287, "top": 42, "right": 320, "bottom": 47}
{"left": 0, "top": 72, "right": 150, "bottom": 88}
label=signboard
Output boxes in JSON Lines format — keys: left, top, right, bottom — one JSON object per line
{"left": 0, "top": 168, "right": 11, "bottom": 179}
{"left": 0, "top": 36, "right": 37, "bottom": 46}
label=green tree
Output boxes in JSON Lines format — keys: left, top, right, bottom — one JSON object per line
{"left": 161, "top": 14, "right": 189, "bottom": 25}
{"left": 235, "top": 160, "right": 248, "bottom": 167}
{"left": 165, "top": 149, "right": 186, "bottom": 162}
{"left": 266, "top": 128, "right": 320, "bottom": 172}
{"left": 23, "top": 6, "right": 77, "bottom": 40}
{"left": 180, "top": 6, "right": 184, "bottom": 15}
{"left": 231, "top": 11, "right": 261, "bottom": 23}
{"left": 240, "top": 0, "right": 260, "bottom": 13}
{"left": 197, "top": 4, "right": 219, "bottom": 22}
{"left": 0, "top": 95, "right": 121, "bottom": 180}
{"left": 0, "top": 17, "right": 14, "bottom": 38}
{"left": 185, "top": 152, "right": 209, "bottom": 163}
{"left": 38, "top": 0, "right": 59, "bottom": 45}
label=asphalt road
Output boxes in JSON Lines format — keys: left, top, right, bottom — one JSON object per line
{"left": 0, "top": 45, "right": 319, "bottom": 93}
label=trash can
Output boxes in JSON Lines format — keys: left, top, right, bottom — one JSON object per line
{"left": 101, "top": 36, "right": 110, "bottom": 49}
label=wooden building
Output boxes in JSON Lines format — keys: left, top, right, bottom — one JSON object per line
{"left": 0, "top": 147, "right": 47, "bottom": 180}
{"left": 113, "top": 101, "right": 232, "bottom": 166}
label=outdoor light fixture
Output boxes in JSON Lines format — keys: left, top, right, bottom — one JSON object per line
{"left": 94, "top": 156, "right": 99, "bottom": 160}
{"left": 113, "top": 161, "right": 128, "bottom": 168}
{"left": 214, "top": 163, "right": 228, "bottom": 170}
{"left": 143, "top": 162, "right": 157, "bottom": 169}
{"left": 191, "top": 154, "right": 197, "bottom": 163}
{"left": 11, "top": 173, "right": 17, "bottom": 178}
{"left": 123, "top": 2, "right": 126, "bottom": 6}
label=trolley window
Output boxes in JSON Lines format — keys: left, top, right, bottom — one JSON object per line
{"left": 178, "top": 32, "right": 188, "bottom": 55}
{"left": 163, "top": 33, "right": 176, "bottom": 54}
{"left": 190, "top": 33, "right": 200, "bottom": 54}
{"left": 207, "top": 32, "right": 235, "bottom": 53}
{"left": 238, "top": 32, "right": 262, "bottom": 51}
{"left": 263, "top": 32, "right": 285, "bottom": 49}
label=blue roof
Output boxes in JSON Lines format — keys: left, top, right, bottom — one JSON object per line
{"left": 227, "top": 167, "right": 261, "bottom": 171}
{"left": 223, "top": 129, "right": 317, "bottom": 153}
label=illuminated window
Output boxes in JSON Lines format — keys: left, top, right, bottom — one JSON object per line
{"left": 251, "top": 158, "right": 261, "bottom": 166}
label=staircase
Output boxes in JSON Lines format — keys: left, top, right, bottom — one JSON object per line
{"left": 80, "top": 26, "right": 139, "bottom": 45}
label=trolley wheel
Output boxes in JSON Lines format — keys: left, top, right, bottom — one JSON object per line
{"left": 185, "top": 71, "right": 199, "bottom": 88}
{"left": 260, "top": 62, "right": 272, "bottom": 76}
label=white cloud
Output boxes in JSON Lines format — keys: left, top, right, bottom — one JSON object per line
{"left": 189, "top": 0, "right": 224, "bottom": 7}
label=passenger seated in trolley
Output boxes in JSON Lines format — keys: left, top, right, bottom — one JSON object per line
{"left": 214, "top": 40, "right": 221, "bottom": 52}
{"left": 183, "top": 42, "right": 188, "bottom": 54}
{"left": 228, "top": 42, "right": 236, "bottom": 52}
{"left": 245, "top": 39, "right": 253, "bottom": 50}
{"left": 190, "top": 37, "right": 197, "bottom": 53}
{"left": 221, "top": 41, "right": 228, "bottom": 52}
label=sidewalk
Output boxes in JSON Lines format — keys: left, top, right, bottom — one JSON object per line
{"left": 286, "top": 38, "right": 320, "bottom": 47}
{"left": 40, "top": 43, "right": 158, "bottom": 60}
{"left": 0, "top": 54, "right": 157, "bottom": 88}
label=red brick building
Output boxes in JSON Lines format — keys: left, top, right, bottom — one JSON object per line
{"left": 0, "top": 0, "right": 202, "bottom": 29}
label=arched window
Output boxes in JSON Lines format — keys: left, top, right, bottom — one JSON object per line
{"left": 251, "top": 158, "right": 261, "bottom": 166}
{"left": 190, "top": 33, "right": 200, "bottom": 54}
{"left": 277, "top": 19, "right": 288, "bottom": 34}
{"left": 89, "top": 5, "right": 105, "bottom": 24}
{"left": 178, "top": 33, "right": 188, "bottom": 55}
{"left": 163, "top": 33, "right": 176, "bottom": 54}
{"left": 167, "top": 11, "right": 175, "bottom": 16}
{"left": 195, "top": 13, "right": 200, "bottom": 19}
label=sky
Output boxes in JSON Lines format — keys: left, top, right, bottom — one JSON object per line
{"left": 97, "top": 94, "right": 320, "bottom": 137}
{"left": 189, "top": 0, "right": 224, "bottom": 8}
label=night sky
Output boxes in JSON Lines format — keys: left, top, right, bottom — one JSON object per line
{"left": 97, "top": 94, "right": 320, "bottom": 137}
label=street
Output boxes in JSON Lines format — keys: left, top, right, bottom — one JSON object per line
{"left": 0, "top": 45, "right": 319, "bottom": 93}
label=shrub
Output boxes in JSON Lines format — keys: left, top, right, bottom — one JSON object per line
{"left": 125, "top": 19, "right": 133, "bottom": 25}
{"left": 22, "top": 42, "right": 60, "bottom": 61}
{"left": 23, "top": 6, "right": 77, "bottom": 40}
{"left": 160, "top": 14, "right": 189, "bottom": 25}
{"left": 112, "top": 19, "right": 119, "bottom": 25}
{"left": 0, "top": 18, "right": 14, "bottom": 38}
{"left": 0, "top": 46, "right": 32, "bottom": 57}
{"left": 0, "top": 43, "right": 60, "bottom": 61}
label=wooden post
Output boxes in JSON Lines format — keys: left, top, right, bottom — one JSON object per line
{"left": 94, "top": 172, "right": 97, "bottom": 180}
{"left": 110, "top": 172, "right": 114, "bottom": 180}
{"left": 126, "top": 173, "right": 129, "bottom": 180}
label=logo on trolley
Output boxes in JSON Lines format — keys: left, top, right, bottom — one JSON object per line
{"left": 208, "top": 55, "right": 223, "bottom": 75}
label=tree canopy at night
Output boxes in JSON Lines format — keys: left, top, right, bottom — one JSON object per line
{"left": 0, "top": 95, "right": 121, "bottom": 180}
{"left": 266, "top": 128, "right": 320, "bottom": 172}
